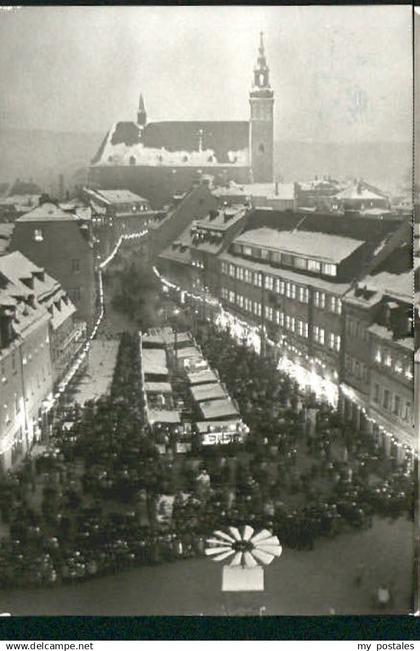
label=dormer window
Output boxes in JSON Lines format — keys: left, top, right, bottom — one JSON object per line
{"left": 34, "top": 229, "right": 43, "bottom": 242}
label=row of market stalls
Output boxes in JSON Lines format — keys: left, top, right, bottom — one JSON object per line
{"left": 139, "top": 327, "right": 249, "bottom": 449}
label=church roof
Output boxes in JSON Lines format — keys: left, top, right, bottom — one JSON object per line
{"left": 91, "top": 120, "right": 250, "bottom": 168}
{"left": 143, "top": 121, "right": 249, "bottom": 163}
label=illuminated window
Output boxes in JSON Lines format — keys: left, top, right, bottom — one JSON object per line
{"left": 229, "top": 264, "right": 236, "bottom": 278}
{"left": 265, "top": 306, "right": 273, "bottom": 321}
{"left": 33, "top": 229, "right": 43, "bottom": 242}
{"left": 221, "top": 262, "right": 228, "bottom": 275}
{"left": 307, "top": 259, "right": 321, "bottom": 273}
{"left": 313, "top": 326, "right": 325, "bottom": 345}
{"left": 331, "top": 296, "right": 342, "bottom": 314}
{"left": 286, "top": 283, "right": 296, "bottom": 299}
{"left": 322, "top": 263, "right": 337, "bottom": 277}
{"left": 244, "top": 269, "right": 252, "bottom": 284}
{"left": 328, "top": 333, "right": 341, "bottom": 352}
{"left": 265, "top": 276, "right": 274, "bottom": 291}
{"left": 228, "top": 290, "right": 235, "bottom": 303}
{"left": 375, "top": 348, "right": 382, "bottom": 363}
{"left": 254, "top": 273, "right": 262, "bottom": 287}
{"left": 314, "top": 291, "right": 326, "bottom": 309}
{"left": 297, "top": 320, "right": 308, "bottom": 337}
{"left": 236, "top": 267, "right": 244, "bottom": 281}
{"left": 298, "top": 287, "right": 309, "bottom": 303}
{"left": 384, "top": 353, "right": 392, "bottom": 367}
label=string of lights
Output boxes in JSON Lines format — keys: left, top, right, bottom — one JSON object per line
{"left": 50, "top": 230, "right": 149, "bottom": 402}
{"left": 153, "top": 267, "right": 418, "bottom": 460}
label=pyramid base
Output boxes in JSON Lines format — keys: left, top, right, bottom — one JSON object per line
{"left": 222, "top": 566, "right": 264, "bottom": 592}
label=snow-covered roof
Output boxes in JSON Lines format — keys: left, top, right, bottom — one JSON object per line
{"left": 92, "top": 120, "right": 250, "bottom": 168}
{"left": 186, "top": 368, "right": 219, "bottom": 385}
{"left": 190, "top": 382, "right": 227, "bottom": 403}
{"left": 199, "top": 397, "right": 239, "bottom": 420}
{"left": 213, "top": 182, "right": 295, "bottom": 201}
{"left": 144, "top": 381, "right": 173, "bottom": 394}
{"left": 335, "top": 183, "right": 388, "bottom": 201}
{"left": 16, "top": 202, "right": 80, "bottom": 223}
{"left": 367, "top": 324, "right": 413, "bottom": 350}
{"left": 141, "top": 348, "right": 168, "bottom": 376}
{"left": 176, "top": 345, "right": 203, "bottom": 361}
{"left": 148, "top": 409, "right": 181, "bottom": 424}
{"left": 234, "top": 228, "right": 363, "bottom": 264}
{"left": 89, "top": 189, "right": 149, "bottom": 205}
{"left": 0, "top": 251, "right": 75, "bottom": 344}
{"left": 194, "top": 205, "right": 247, "bottom": 231}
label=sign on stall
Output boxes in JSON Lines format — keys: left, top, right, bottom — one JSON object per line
{"left": 202, "top": 431, "right": 240, "bottom": 446}
{"left": 156, "top": 444, "right": 167, "bottom": 455}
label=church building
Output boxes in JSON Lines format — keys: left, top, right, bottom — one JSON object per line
{"left": 88, "top": 34, "right": 275, "bottom": 208}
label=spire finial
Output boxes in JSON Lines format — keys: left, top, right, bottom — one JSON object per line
{"left": 259, "top": 31, "right": 264, "bottom": 51}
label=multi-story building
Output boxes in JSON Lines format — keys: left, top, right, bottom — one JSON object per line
{"left": 218, "top": 225, "right": 370, "bottom": 404}
{"left": 0, "top": 252, "right": 82, "bottom": 388}
{"left": 10, "top": 200, "right": 97, "bottom": 329}
{"left": 158, "top": 204, "right": 248, "bottom": 297}
{"left": 0, "top": 256, "right": 53, "bottom": 470}
{"left": 341, "top": 237, "right": 413, "bottom": 448}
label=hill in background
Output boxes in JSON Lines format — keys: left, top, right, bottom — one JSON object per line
{"left": 0, "top": 127, "right": 411, "bottom": 196}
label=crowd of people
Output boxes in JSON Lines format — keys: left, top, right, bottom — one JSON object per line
{"left": 0, "top": 314, "right": 415, "bottom": 594}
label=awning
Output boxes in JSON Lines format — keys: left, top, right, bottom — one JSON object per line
{"left": 186, "top": 369, "right": 219, "bottom": 385}
{"left": 144, "top": 382, "right": 173, "bottom": 394}
{"left": 191, "top": 383, "right": 227, "bottom": 403}
{"left": 148, "top": 409, "right": 181, "bottom": 424}
{"left": 199, "top": 398, "right": 239, "bottom": 421}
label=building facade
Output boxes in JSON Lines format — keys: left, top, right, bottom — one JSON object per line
{"left": 0, "top": 256, "right": 53, "bottom": 470}
{"left": 10, "top": 200, "right": 97, "bottom": 329}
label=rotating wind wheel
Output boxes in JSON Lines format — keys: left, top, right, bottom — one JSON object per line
{"left": 205, "top": 525, "right": 282, "bottom": 568}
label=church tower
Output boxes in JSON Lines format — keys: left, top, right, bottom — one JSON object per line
{"left": 137, "top": 93, "right": 147, "bottom": 128}
{"left": 249, "top": 33, "right": 274, "bottom": 183}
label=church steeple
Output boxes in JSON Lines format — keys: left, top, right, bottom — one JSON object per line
{"left": 253, "top": 32, "right": 271, "bottom": 90}
{"left": 137, "top": 93, "right": 147, "bottom": 127}
{"left": 249, "top": 32, "right": 274, "bottom": 183}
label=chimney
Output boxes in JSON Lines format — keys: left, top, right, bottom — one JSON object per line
{"left": 274, "top": 180, "right": 279, "bottom": 196}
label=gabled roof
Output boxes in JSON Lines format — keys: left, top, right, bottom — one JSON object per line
{"left": 92, "top": 120, "right": 250, "bottom": 167}
{"left": 16, "top": 202, "right": 79, "bottom": 223}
